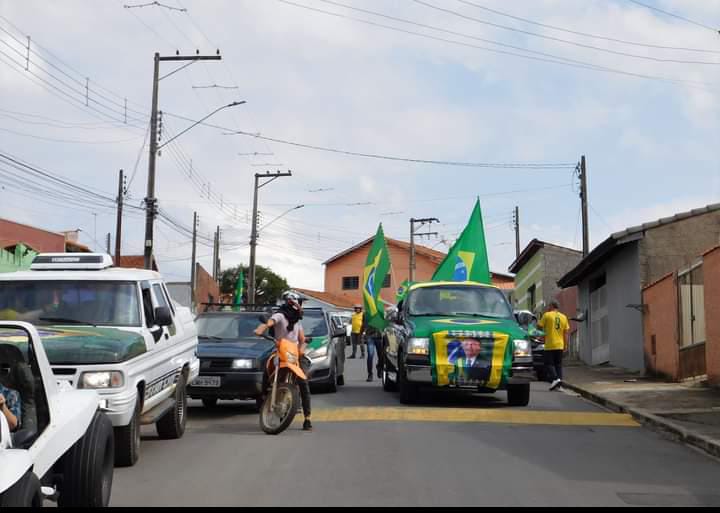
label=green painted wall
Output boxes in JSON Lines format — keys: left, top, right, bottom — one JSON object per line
{"left": 0, "top": 244, "right": 37, "bottom": 273}
{"left": 512, "top": 251, "right": 544, "bottom": 314}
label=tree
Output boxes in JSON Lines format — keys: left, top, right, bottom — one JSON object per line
{"left": 220, "top": 264, "right": 289, "bottom": 305}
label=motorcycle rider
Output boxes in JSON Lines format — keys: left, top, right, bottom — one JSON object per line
{"left": 255, "top": 292, "right": 313, "bottom": 432}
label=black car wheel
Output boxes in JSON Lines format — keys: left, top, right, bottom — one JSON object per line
{"left": 507, "top": 383, "right": 531, "bottom": 407}
{"left": 0, "top": 471, "right": 42, "bottom": 507}
{"left": 59, "top": 411, "right": 115, "bottom": 508}
{"left": 398, "top": 355, "right": 419, "bottom": 405}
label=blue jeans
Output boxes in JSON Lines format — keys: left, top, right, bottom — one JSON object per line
{"left": 366, "top": 337, "right": 383, "bottom": 376}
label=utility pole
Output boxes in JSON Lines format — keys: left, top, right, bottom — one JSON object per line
{"left": 409, "top": 217, "right": 440, "bottom": 282}
{"left": 513, "top": 206, "right": 521, "bottom": 260}
{"left": 249, "top": 171, "right": 292, "bottom": 304}
{"left": 190, "top": 212, "right": 198, "bottom": 310}
{"left": 215, "top": 225, "right": 221, "bottom": 284}
{"left": 579, "top": 155, "right": 590, "bottom": 258}
{"left": 212, "top": 229, "right": 218, "bottom": 281}
{"left": 143, "top": 51, "right": 223, "bottom": 270}
{"left": 106, "top": 233, "right": 111, "bottom": 255}
{"left": 114, "top": 169, "right": 125, "bottom": 265}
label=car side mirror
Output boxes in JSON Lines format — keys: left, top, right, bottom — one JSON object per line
{"left": 155, "top": 306, "right": 173, "bottom": 327}
{"left": 515, "top": 311, "right": 534, "bottom": 328}
{"left": 386, "top": 308, "right": 399, "bottom": 324}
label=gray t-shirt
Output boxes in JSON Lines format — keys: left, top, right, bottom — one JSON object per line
{"left": 271, "top": 313, "right": 303, "bottom": 344}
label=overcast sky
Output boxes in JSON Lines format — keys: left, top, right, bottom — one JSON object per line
{"left": 1, "top": 0, "right": 719, "bottom": 289}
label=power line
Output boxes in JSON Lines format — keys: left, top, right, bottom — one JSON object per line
{"left": 275, "top": 0, "right": 715, "bottom": 89}
{"left": 0, "top": 126, "right": 143, "bottom": 145}
{"left": 626, "top": 0, "right": 720, "bottom": 34}
{"left": 428, "top": 0, "right": 720, "bottom": 64}
{"left": 124, "top": 1, "right": 187, "bottom": 12}
{"left": 223, "top": 128, "right": 577, "bottom": 169}
{"left": 455, "top": 0, "right": 720, "bottom": 55}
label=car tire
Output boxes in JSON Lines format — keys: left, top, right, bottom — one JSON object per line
{"left": 325, "top": 360, "right": 338, "bottom": 394}
{"left": 0, "top": 471, "right": 43, "bottom": 507}
{"left": 58, "top": 411, "right": 115, "bottom": 508}
{"left": 382, "top": 355, "right": 397, "bottom": 393}
{"left": 114, "top": 396, "right": 141, "bottom": 468}
{"left": 157, "top": 373, "right": 188, "bottom": 440}
{"left": 507, "top": 383, "right": 531, "bottom": 407}
{"left": 398, "top": 356, "right": 419, "bottom": 405}
{"left": 202, "top": 398, "right": 218, "bottom": 408}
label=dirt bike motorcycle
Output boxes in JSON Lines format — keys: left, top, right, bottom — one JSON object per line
{"left": 257, "top": 321, "right": 311, "bottom": 435}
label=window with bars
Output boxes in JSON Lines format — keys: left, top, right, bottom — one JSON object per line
{"left": 342, "top": 276, "right": 360, "bottom": 290}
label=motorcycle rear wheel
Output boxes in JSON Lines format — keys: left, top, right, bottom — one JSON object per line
{"left": 259, "top": 383, "right": 299, "bottom": 435}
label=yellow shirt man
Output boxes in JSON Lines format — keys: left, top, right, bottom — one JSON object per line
{"left": 539, "top": 307, "right": 570, "bottom": 351}
{"left": 351, "top": 310, "right": 364, "bottom": 335}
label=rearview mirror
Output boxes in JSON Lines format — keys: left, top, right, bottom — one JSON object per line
{"left": 514, "top": 311, "right": 534, "bottom": 328}
{"left": 386, "top": 308, "right": 399, "bottom": 324}
{"left": 155, "top": 306, "right": 173, "bottom": 327}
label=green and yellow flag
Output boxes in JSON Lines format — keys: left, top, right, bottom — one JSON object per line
{"left": 363, "top": 224, "right": 391, "bottom": 330}
{"left": 233, "top": 268, "right": 244, "bottom": 311}
{"left": 432, "top": 199, "right": 491, "bottom": 284}
{"left": 396, "top": 280, "right": 411, "bottom": 304}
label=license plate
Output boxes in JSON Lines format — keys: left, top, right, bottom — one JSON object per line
{"left": 192, "top": 376, "right": 221, "bottom": 388}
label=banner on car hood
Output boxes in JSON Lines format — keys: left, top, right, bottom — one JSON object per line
{"left": 430, "top": 330, "right": 511, "bottom": 390}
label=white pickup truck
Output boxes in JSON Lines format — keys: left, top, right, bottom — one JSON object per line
{"left": 0, "top": 253, "right": 200, "bottom": 467}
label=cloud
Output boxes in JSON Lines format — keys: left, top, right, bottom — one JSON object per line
{"left": 1, "top": 0, "right": 718, "bottom": 291}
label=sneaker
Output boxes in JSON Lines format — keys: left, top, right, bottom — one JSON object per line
{"left": 349, "top": 355, "right": 356, "bottom": 359}
{"left": 366, "top": 375, "right": 373, "bottom": 382}
{"left": 377, "top": 369, "right": 382, "bottom": 380}
{"left": 303, "top": 419, "right": 313, "bottom": 431}
{"left": 550, "top": 379, "right": 562, "bottom": 391}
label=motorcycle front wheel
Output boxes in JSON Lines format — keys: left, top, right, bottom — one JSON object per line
{"left": 259, "top": 382, "right": 300, "bottom": 435}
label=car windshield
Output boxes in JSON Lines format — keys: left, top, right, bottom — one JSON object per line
{"left": 0, "top": 280, "right": 141, "bottom": 327}
{"left": 302, "top": 312, "right": 328, "bottom": 337}
{"left": 407, "top": 286, "right": 513, "bottom": 319}
{"left": 196, "top": 315, "right": 260, "bottom": 340}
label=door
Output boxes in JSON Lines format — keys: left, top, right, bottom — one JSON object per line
{"left": 589, "top": 274, "right": 610, "bottom": 365}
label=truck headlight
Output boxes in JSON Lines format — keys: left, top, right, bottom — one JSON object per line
{"left": 80, "top": 371, "right": 124, "bottom": 389}
{"left": 408, "top": 338, "right": 430, "bottom": 356}
{"left": 231, "top": 359, "right": 254, "bottom": 370}
{"left": 307, "top": 345, "right": 329, "bottom": 360}
{"left": 513, "top": 340, "right": 531, "bottom": 357}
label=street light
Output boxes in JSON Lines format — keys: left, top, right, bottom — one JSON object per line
{"left": 158, "top": 101, "right": 246, "bottom": 150}
{"left": 258, "top": 205, "right": 305, "bottom": 233}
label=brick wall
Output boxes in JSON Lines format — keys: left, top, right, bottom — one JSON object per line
{"left": 0, "top": 218, "right": 65, "bottom": 252}
{"left": 704, "top": 247, "right": 720, "bottom": 386}
{"left": 325, "top": 243, "right": 439, "bottom": 306}
{"left": 195, "top": 264, "right": 220, "bottom": 312}
{"left": 641, "top": 209, "right": 720, "bottom": 287}
{"left": 642, "top": 273, "right": 679, "bottom": 381}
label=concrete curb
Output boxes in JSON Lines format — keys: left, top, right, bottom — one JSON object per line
{"left": 563, "top": 381, "right": 720, "bottom": 460}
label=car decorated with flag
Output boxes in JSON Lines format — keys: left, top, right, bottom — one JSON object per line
{"left": 382, "top": 281, "right": 532, "bottom": 406}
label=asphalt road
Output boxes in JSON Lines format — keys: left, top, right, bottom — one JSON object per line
{"left": 111, "top": 350, "right": 720, "bottom": 507}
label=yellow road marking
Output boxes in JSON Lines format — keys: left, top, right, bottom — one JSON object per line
{"left": 300, "top": 407, "right": 639, "bottom": 427}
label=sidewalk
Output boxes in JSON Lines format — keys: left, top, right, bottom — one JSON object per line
{"left": 562, "top": 361, "right": 720, "bottom": 460}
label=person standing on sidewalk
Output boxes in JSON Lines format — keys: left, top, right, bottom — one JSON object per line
{"left": 538, "top": 300, "right": 570, "bottom": 391}
{"left": 349, "top": 305, "right": 365, "bottom": 359}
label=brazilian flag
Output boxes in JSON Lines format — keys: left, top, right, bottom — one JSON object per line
{"left": 363, "top": 224, "right": 391, "bottom": 330}
{"left": 432, "top": 199, "right": 491, "bottom": 284}
{"left": 396, "top": 280, "right": 411, "bottom": 304}
{"left": 233, "top": 268, "right": 245, "bottom": 311}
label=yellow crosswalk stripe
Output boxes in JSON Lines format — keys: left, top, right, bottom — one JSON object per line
{"left": 301, "top": 407, "right": 639, "bottom": 427}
